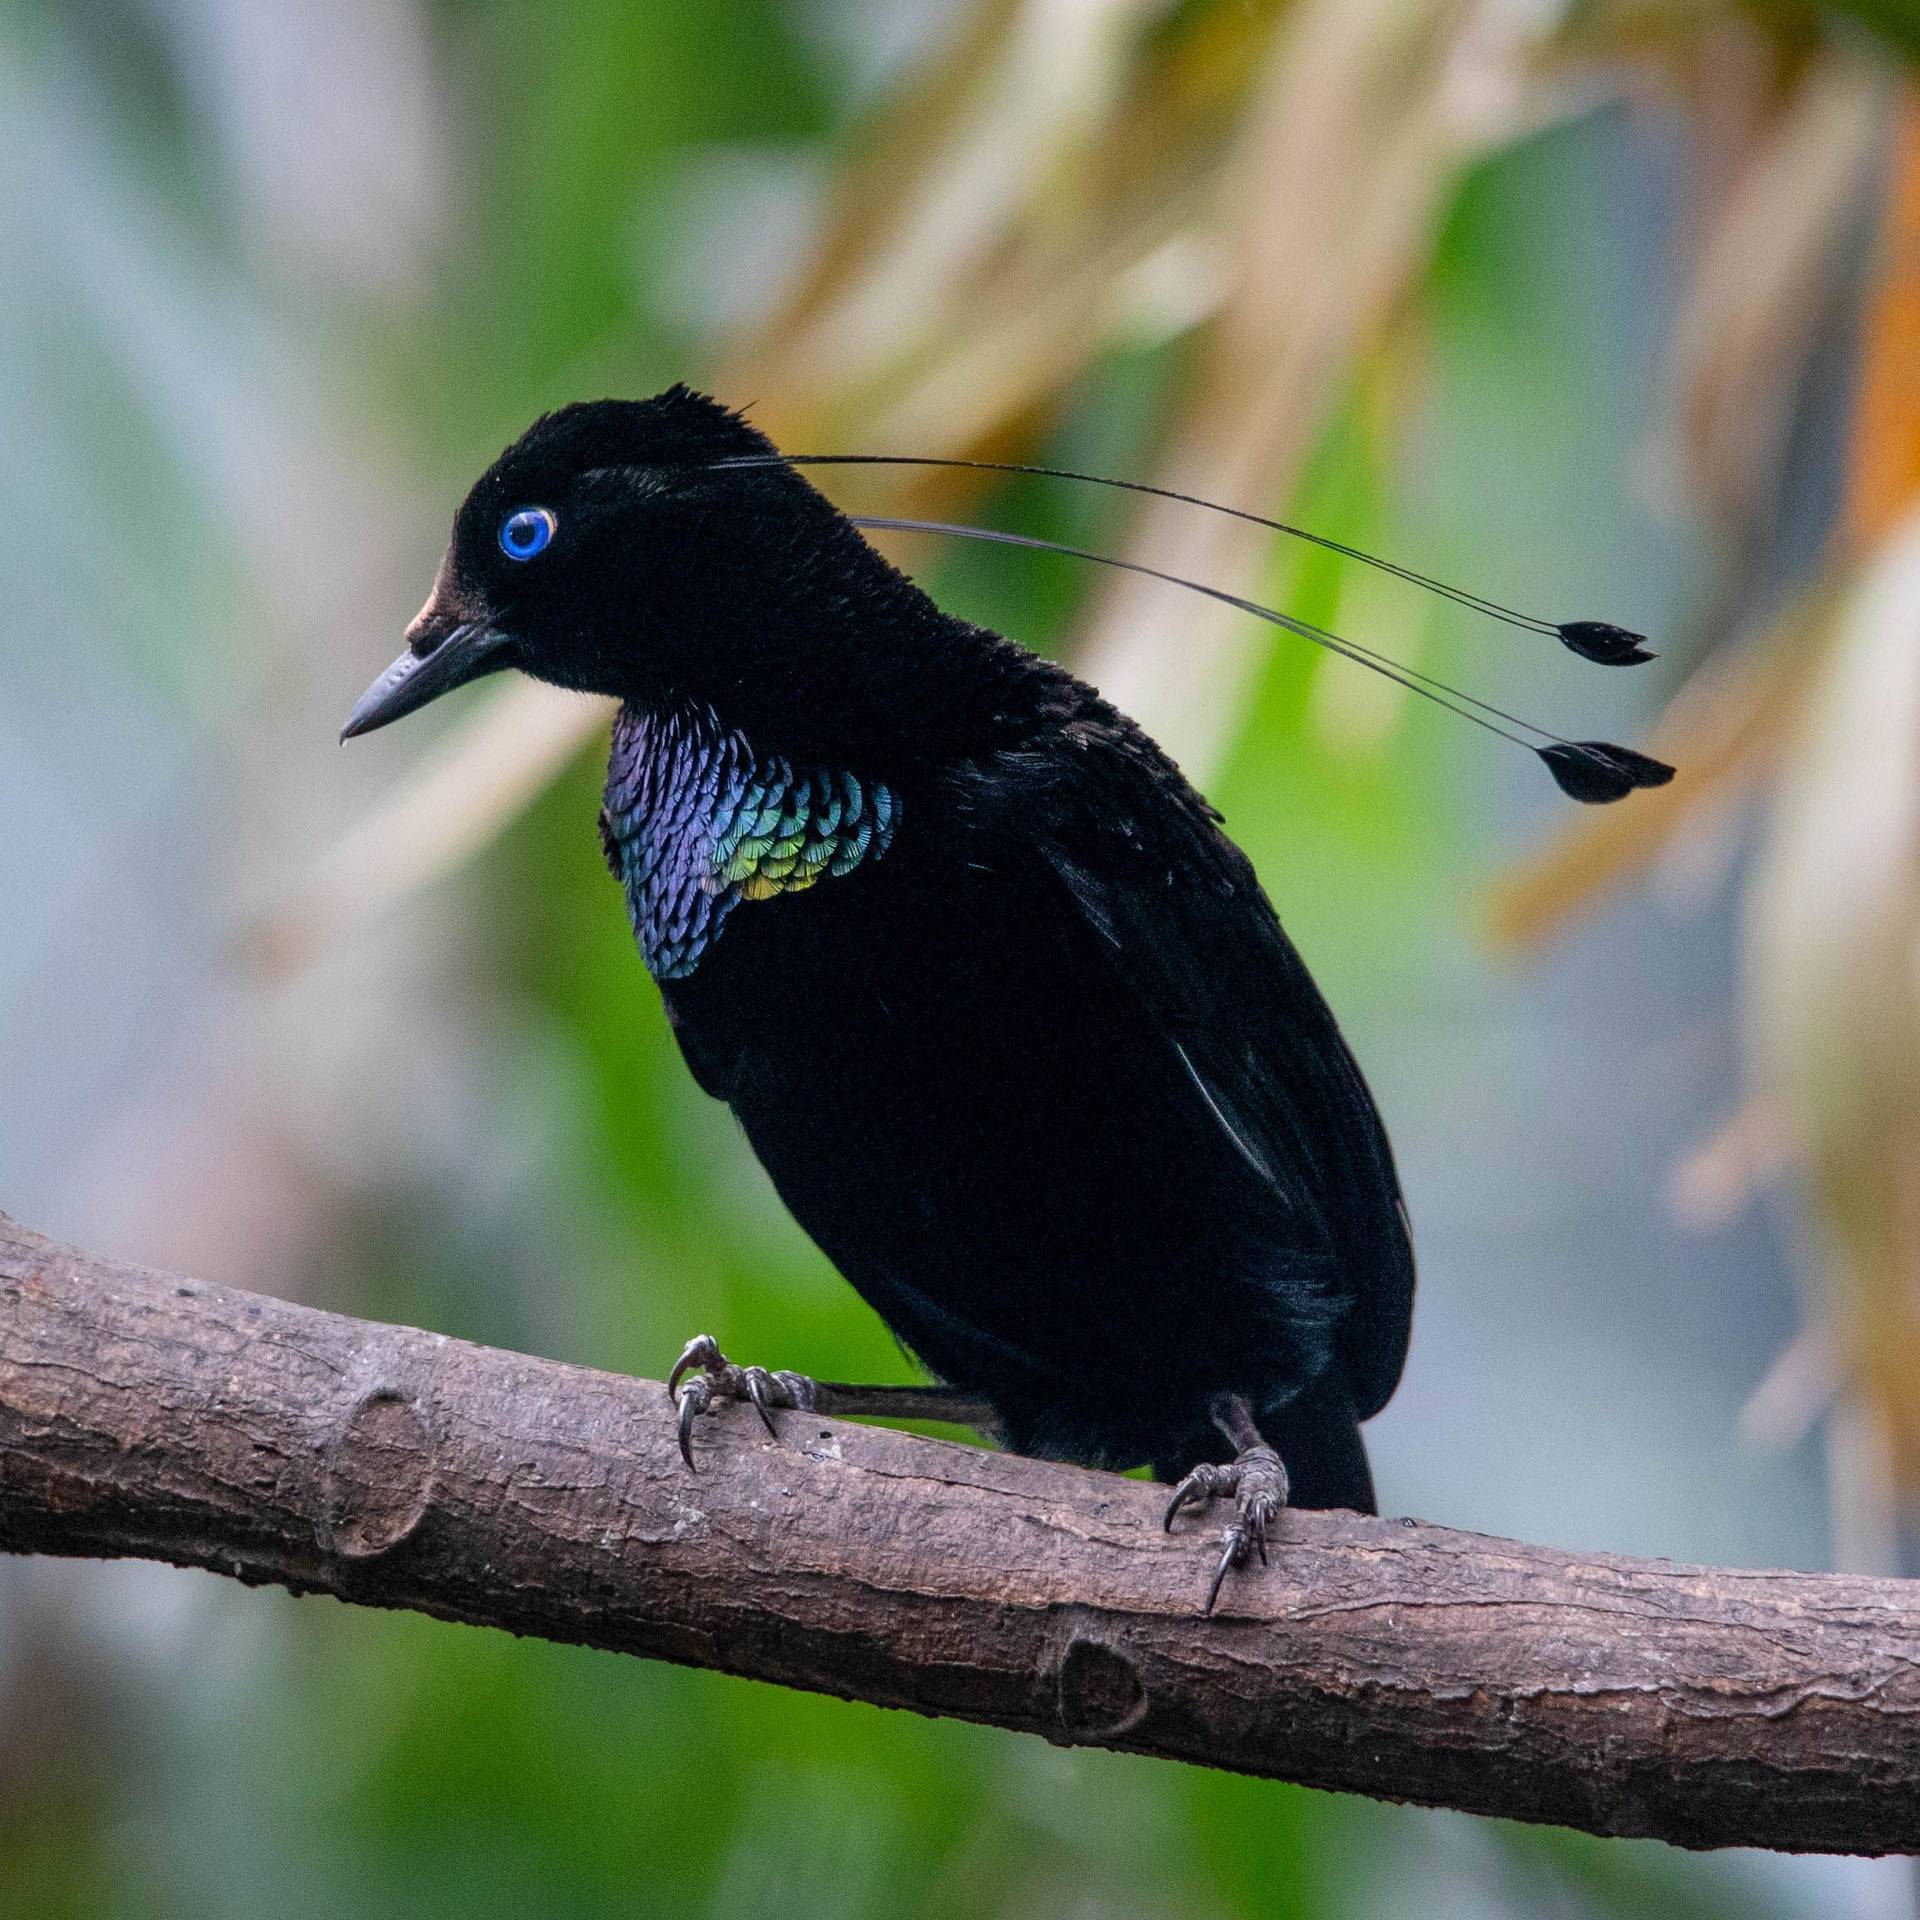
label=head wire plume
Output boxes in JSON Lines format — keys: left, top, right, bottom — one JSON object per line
{"left": 716, "top": 453, "right": 1658, "bottom": 668}
{"left": 713, "top": 455, "right": 1674, "bottom": 805}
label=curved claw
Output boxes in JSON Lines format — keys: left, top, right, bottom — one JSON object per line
{"left": 744, "top": 1367, "right": 782, "bottom": 1437}
{"left": 1163, "top": 1481, "right": 1200, "bottom": 1533}
{"left": 1204, "top": 1531, "right": 1242, "bottom": 1616}
{"left": 1163, "top": 1462, "right": 1225, "bottom": 1533}
{"left": 676, "top": 1378, "right": 711, "bottom": 1471}
{"left": 668, "top": 1333, "right": 721, "bottom": 1403}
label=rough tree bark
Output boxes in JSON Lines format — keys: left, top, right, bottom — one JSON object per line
{"left": 0, "top": 1210, "right": 1914, "bottom": 1855}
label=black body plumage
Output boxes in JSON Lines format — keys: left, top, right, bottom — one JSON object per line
{"left": 346, "top": 386, "right": 1416, "bottom": 1516}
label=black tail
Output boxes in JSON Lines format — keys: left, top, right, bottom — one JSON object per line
{"left": 1259, "top": 1374, "right": 1377, "bottom": 1513}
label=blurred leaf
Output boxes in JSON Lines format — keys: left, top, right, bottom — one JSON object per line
{"left": 1819, "top": 0, "right": 1920, "bottom": 61}
{"left": 1487, "top": 585, "right": 1839, "bottom": 949}
{"left": 1748, "top": 503, "right": 1920, "bottom": 1504}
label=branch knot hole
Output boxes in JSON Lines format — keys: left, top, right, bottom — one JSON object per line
{"left": 321, "top": 1387, "right": 435, "bottom": 1559}
{"left": 1056, "top": 1632, "right": 1147, "bottom": 1740}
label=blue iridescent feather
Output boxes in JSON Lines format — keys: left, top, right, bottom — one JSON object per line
{"left": 600, "top": 703, "right": 899, "bottom": 980}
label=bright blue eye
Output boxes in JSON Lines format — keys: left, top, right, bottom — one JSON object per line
{"left": 499, "top": 506, "right": 556, "bottom": 561}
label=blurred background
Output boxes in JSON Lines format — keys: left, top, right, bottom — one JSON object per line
{"left": 5, "top": 0, "right": 1920, "bottom": 1913}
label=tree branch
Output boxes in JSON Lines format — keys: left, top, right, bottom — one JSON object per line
{"left": 0, "top": 1210, "right": 1914, "bottom": 1855}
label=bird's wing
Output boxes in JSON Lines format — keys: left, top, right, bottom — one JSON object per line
{"left": 963, "top": 712, "right": 1415, "bottom": 1419}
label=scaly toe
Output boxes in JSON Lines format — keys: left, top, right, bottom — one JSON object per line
{"left": 1163, "top": 1460, "right": 1237, "bottom": 1533}
{"left": 1236, "top": 1444, "right": 1287, "bottom": 1565}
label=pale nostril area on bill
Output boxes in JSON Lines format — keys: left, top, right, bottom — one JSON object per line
{"left": 405, "top": 554, "right": 464, "bottom": 657}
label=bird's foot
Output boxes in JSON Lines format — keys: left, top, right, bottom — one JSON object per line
{"left": 1163, "top": 1440, "right": 1289, "bottom": 1615}
{"left": 666, "top": 1334, "right": 819, "bottom": 1470}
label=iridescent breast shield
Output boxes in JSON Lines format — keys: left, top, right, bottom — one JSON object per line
{"left": 600, "top": 703, "right": 899, "bottom": 980}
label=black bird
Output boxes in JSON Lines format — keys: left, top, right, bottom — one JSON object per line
{"left": 343, "top": 386, "right": 1669, "bottom": 1609}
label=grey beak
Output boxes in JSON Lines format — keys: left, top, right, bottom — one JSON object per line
{"left": 339, "top": 621, "right": 515, "bottom": 740}
{"left": 342, "top": 552, "right": 521, "bottom": 744}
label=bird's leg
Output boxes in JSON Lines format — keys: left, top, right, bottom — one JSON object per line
{"left": 666, "top": 1334, "right": 998, "bottom": 1469}
{"left": 1162, "top": 1393, "right": 1289, "bottom": 1614}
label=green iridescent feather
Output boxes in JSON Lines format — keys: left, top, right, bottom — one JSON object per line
{"left": 712, "top": 761, "right": 893, "bottom": 902}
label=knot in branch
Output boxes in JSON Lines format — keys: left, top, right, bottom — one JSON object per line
{"left": 320, "top": 1386, "right": 435, "bottom": 1559}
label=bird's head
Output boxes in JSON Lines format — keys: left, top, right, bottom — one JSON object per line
{"left": 341, "top": 386, "right": 900, "bottom": 743}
